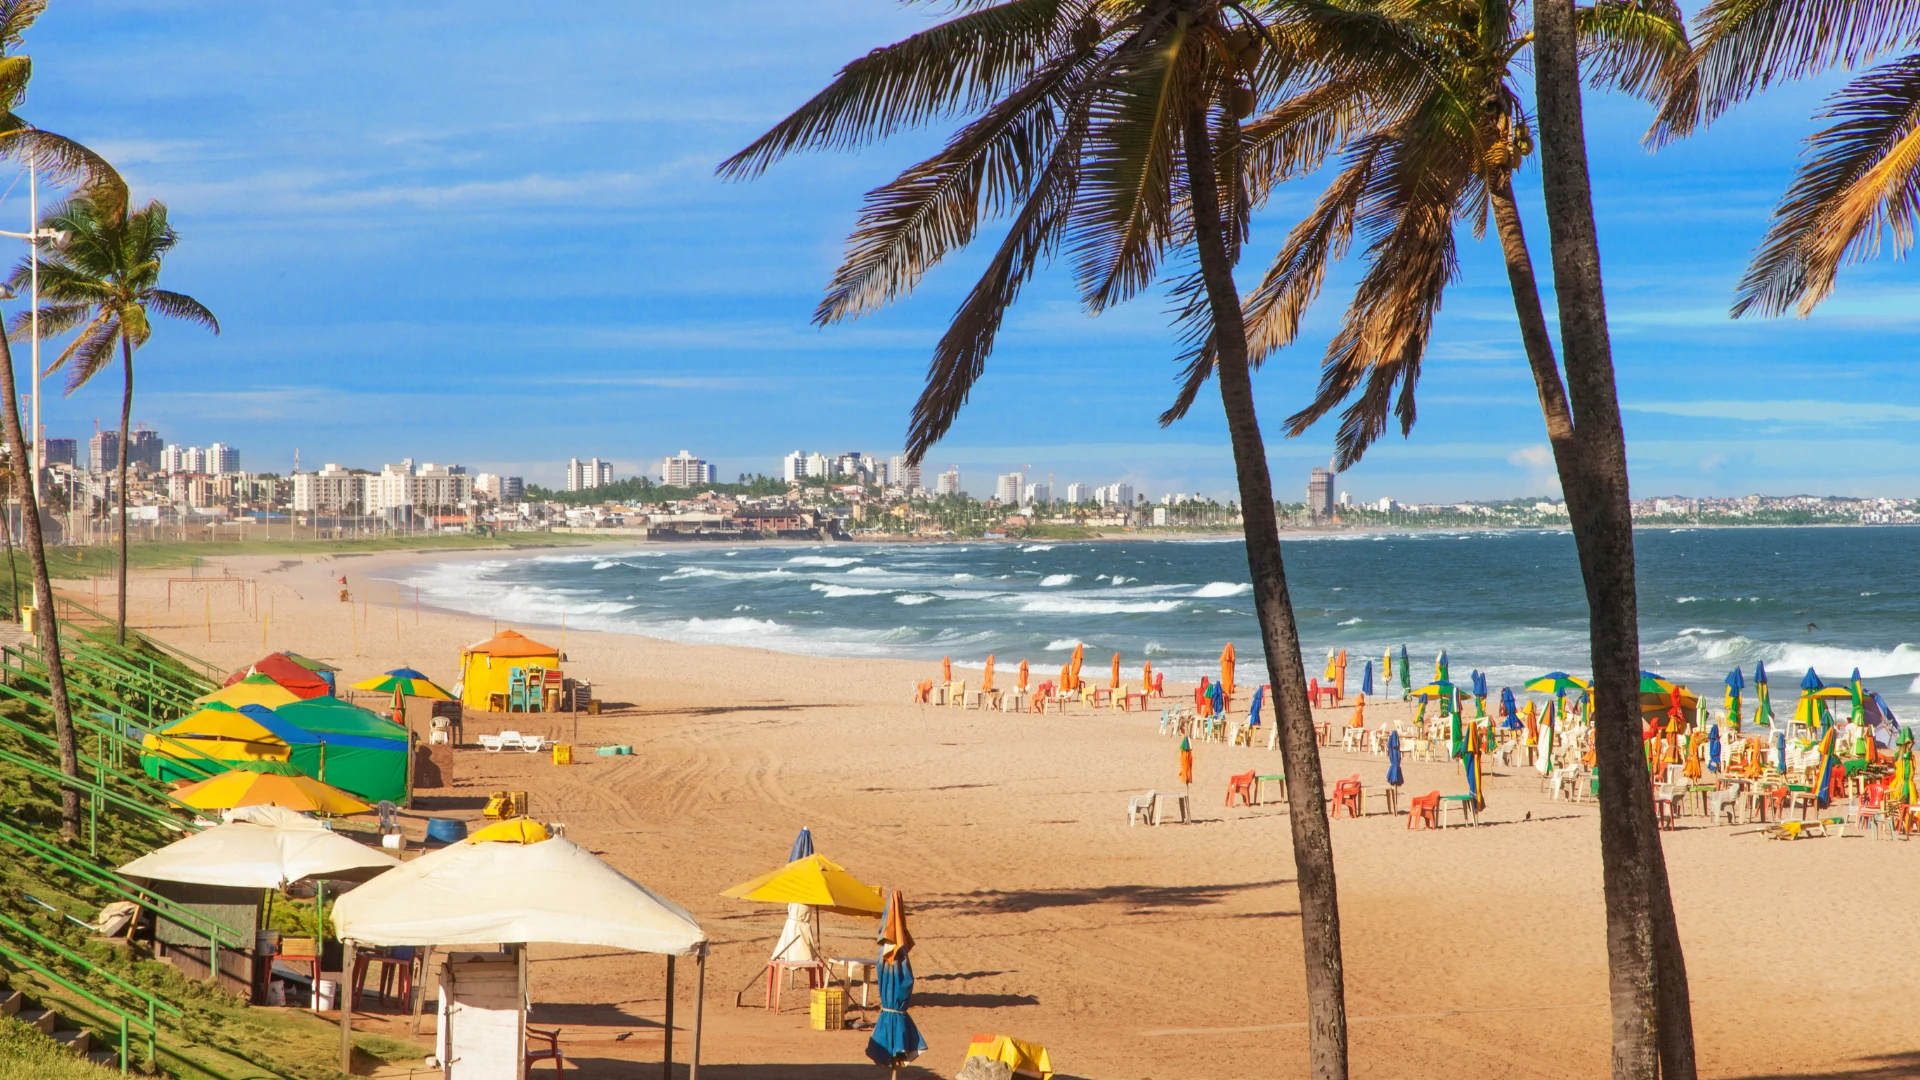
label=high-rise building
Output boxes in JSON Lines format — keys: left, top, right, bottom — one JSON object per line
{"left": 994, "top": 472, "right": 1023, "bottom": 504}
{"left": 565, "top": 457, "right": 613, "bottom": 492}
{"left": 128, "top": 428, "right": 164, "bottom": 472}
{"left": 207, "top": 443, "right": 240, "bottom": 475}
{"left": 1023, "top": 481, "right": 1051, "bottom": 506}
{"left": 935, "top": 467, "right": 961, "bottom": 496}
{"left": 804, "top": 452, "right": 829, "bottom": 480}
{"left": 292, "top": 464, "right": 364, "bottom": 514}
{"left": 661, "top": 450, "right": 716, "bottom": 487}
{"left": 888, "top": 455, "right": 922, "bottom": 493}
{"left": 1308, "top": 466, "right": 1335, "bottom": 520}
{"left": 42, "top": 438, "right": 76, "bottom": 468}
{"left": 89, "top": 430, "right": 120, "bottom": 474}
{"left": 161, "top": 444, "right": 186, "bottom": 473}
{"left": 367, "top": 461, "right": 473, "bottom": 514}
{"left": 1065, "top": 482, "right": 1089, "bottom": 504}
{"left": 782, "top": 451, "right": 806, "bottom": 483}
{"left": 1097, "top": 483, "right": 1134, "bottom": 508}
{"left": 477, "top": 473, "right": 527, "bottom": 503}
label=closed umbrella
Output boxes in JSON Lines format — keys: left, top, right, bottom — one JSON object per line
{"left": 1070, "top": 643, "right": 1085, "bottom": 691}
{"left": 1814, "top": 724, "right": 1844, "bottom": 809}
{"left": 1462, "top": 724, "right": 1484, "bottom": 811}
{"left": 1399, "top": 645, "right": 1411, "bottom": 697}
{"left": 1708, "top": 724, "right": 1722, "bottom": 773}
{"left": 1383, "top": 648, "right": 1393, "bottom": 686}
{"left": 1386, "top": 730, "right": 1403, "bottom": 787}
{"left": 941, "top": 657, "right": 951, "bottom": 686}
{"left": 1361, "top": 661, "right": 1373, "bottom": 697}
{"left": 1501, "top": 687, "right": 1521, "bottom": 730}
{"left": 1247, "top": 685, "right": 1265, "bottom": 728}
{"left": 865, "top": 890, "right": 926, "bottom": 1073}
{"left": 1111, "top": 653, "right": 1121, "bottom": 691}
{"left": 1178, "top": 736, "right": 1193, "bottom": 787}
{"left": 1536, "top": 700, "right": 1557, "bottom": 777}
{"left": 1724, "top": 667, "right": 1745, "bottom": 732}
{"left": 1221, "top": 643, "right": 1236, "bottom": 699}
{"left": 1887, "top": 729, "right": 1917, "bottom": 807}
{"left": 1017, "top": 660, "right": 1029, "bottom": 693}
{"left": 789, "top": 827, "right": 815, "bottom": 863}
{"left": 1141, "top": 660, "right": 1152, "bottom": 695}
{"left": 1756, "top": 662, "right": 1781, "bottom": 767}
{"left": 1209, "top": 680, "right": 1225, "bottom": 717}
{"left": 1435, "top": 650, "right": 1449, "bottom": 684}
{"left": 983, "top": 655, "right": 995, "bottom": 693}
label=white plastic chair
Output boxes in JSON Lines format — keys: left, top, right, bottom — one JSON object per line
{"left": 1127, "top": 792, "right": 1156, "bottom": 826}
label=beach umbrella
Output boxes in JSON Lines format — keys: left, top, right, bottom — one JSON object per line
{"left": 983, "top": 655, "right": 995, "bottom": 693}
{"left": 1399, "top": 646, "right": 1411, "bottom": 696}
{"left": 1361, "top": 661, "right": 1373, "bottom": 697}
{"left": 1349, "top": 693, "right": 1366, "bottom": 730}
{"left": 1887, "top": 730, "right": 1917, "bottom": 807}
{"left": 865, "top": 890, "right": 926, "bottom": 1073}
{"left": 1537, "top": 700, "right": 1557, "bottom": 777}
{"left": 352, "top": 667, "right": 454, "bottom": 729}
{"left": 1111, "top": 653, "right": 1121, "bottom": 691}
{"left": 1209, "top": 680, "right": 1225, "bottom": 717}
{"left": 1221, "top": 643, "right": 1236, "bottom": 698}
{"left": 1325, "top": 647, "right": 1339, "bottom": 681}
{"left": 1849, "top": 668, "right": 1866, "bottom": 726}
{"left": 1525, "top": 672, "right": 1590, "bottom": 695}
{"left": 1435, "top": 650, "right": 1450, "bottom": 683}
{"left": 1382, "top": 648, "right": 1393, "bottom": 685}
{"left": 172, "top": 759, "right": 370, "bottom": 815}
{"left": 1450, "top": 698, "right": 1464, "bottom": 759}
{"left": 1247, "top": 685, "right": 1265, "bottom": 727}
{"left": 1462, "top": 724, "right": 1484, "bottom": 810}
{"left": 789, "top": 828, "right": 815, "bottom": 862}
{"left": 1708, "top": 724, "right": 1721, "bottom": 773}
{"left": 722, "top": 854, "right": 885, "bottom": 917}
{"left": 1723, "top": 668, "right": 1744, "bottom": 731}
{"left": 1059, "top": 663, "right": 1071, "bottom": 694}
{"left": 1178, "top": 736, "right": 1193, "bottom": 786}
{"left": 1813, "top": 724, "right": 1844, "bottom": 809}
{"left": 1017, "top": 660, "right": 1029, "bottom": 693}
{"left": 1501, "top": 687, "right": 1520, "bottom": 730}
{"left": 1386, "top": 730, "right": 1403, "bottom": 786}
{"left": 942, "top": 657, "right": 951, "bottom": 685}
{"left": 1799, "top": 668, "right": 1823, "bottom": 692}
{"left": 197, "top": 673, "right": 304, "bottom": 710}
{"left": 1070, "top": 643, "right": 1085, "bottom": 691}
{"left": 1141, "top": 660, "right": 1151, "bottom": 694}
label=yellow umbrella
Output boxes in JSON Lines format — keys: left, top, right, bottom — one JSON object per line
{"left": 172, "top": 759, "right": 369, "bottom": 815}
{"left": 1220, "top": 643, "right": 1236, "bottom": 699}
{"left": 196, "top": 673, "right": 302, "bottom": 710}
{"left": 721, "top": 854, "right": 885, "bottom": 918}
{"left": 468, "top": 817, "right": 550, "bottom": 844}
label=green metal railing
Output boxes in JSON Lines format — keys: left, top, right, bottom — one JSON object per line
{"left": 49, "top": 595, "right": 224, "bottom": 687}
{"left": 0, "top": 819, "right": 244, "bottom": 955}
{"left": 0, "top": 936, "right": 158, "bottom": 1073}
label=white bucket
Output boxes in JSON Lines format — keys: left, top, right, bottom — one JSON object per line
{"left": 313, "top": 979, "right": 338, "bottom": 1012}
{"left": 381, "top": 832, "right": 404, "bottom": 850}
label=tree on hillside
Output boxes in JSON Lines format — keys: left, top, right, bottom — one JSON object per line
{"left": 11, "top": 195, "right": 219, "bottom": 646}
{"left": 721, "top": 3, "right": 1404, "bottom": 1071}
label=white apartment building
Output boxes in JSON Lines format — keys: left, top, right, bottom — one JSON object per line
{"left": 805, "top": 452, "right": 830, "bottom": 480}
{"left": 1098, "top": 483, "right": 1135, "bottom": 508}
{"left": 993, "top": 472, "right": 1023, "bottom": 504}
{"left": 207, "top": 443, "right": 240, "bottom": 475}
{"left": 888, "top": 455, "right": 922, "bottom": 493}
{"left": 292, "top": 464, "right": 364, "bottom": 514}
{"left": 1023, "top": 481, "right": 1051, "bottom": 506}
{"left": 935, "top": 467, "right": 961, "bottom": 496}
{"left": 565, "top": 457, "right": 613, "bottom": 492}
{"left": 661, "top": 450, "right": 716, "bottom": 487}
{"left": 367, "top": 461, "right": 473, "bottom": 515}
{"left": 473, "top": 473, "right": 525, "bottom": 503}
{"left": 161, "top": 443, "right": 241, "bottom": 476}
{"left": 783, "top": 451, "right": 806, "bottom": 483}
{"left": 1064, "top": 482, "right": 1089, "bottom": 504}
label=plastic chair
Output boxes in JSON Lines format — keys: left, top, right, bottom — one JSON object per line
{"left": 525, "top": 1026, "right": 568, "bottom": 1076}
{"left": 1408, "top": 790, "right": 1440, "bottom": 830}
{"left": 1329, "top": 776, "right": 1362, "bottom": 819}
{"left": 1225, "top": 771, "right": 1256, "bottom": 807}
{"left": 1128, "top": 792, "right": 1156, "bottom": 826}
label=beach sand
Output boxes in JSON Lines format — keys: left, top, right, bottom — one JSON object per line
{"left": 105, "top": 548, "right": 1919, "bottom": 1079}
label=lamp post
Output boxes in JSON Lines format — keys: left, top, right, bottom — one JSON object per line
{"left": 0, "top": 177, "right": 69, "bottom": 504}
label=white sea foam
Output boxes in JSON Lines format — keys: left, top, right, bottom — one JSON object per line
{"left": 1023, "top": 597, "right": 1183, "bottom": 615}
{"left": 1339, "top": 617, "right": 1364, "bottom": 626}
{"left": 1110, "top": 576, "right": 1135, "bottom": 585}
{"left": 811, "top": 583, "right": 883, "bottom": 598}
{"left": 683, "top": 616, "right": 786, "bottom": 635}
{"left": 1193, "top": 581, "right": 1251, "bottom": 598}
{"left": 661, "top": 566, "right": 792, "bottom": 581}
{"left": 953, "top": 573, "right": 975, "bottom": 581}
{"left": 895, "top": 594, "right": 936, "bottom": 605}
{"left": 1039, "top": 574, "right": 1075, "bottom": 587}
{"left": 846, "top": 566, "right": 892, "bottom": 575}
{"left": 1676, "top": 596, "right": 1700, "bottom": 603}
{"left": 788, "top": 556, "right": 863, "bottom": 567}
{"left": 592, "top": 560, "right": 617, "bottom": 570}
{"left": 1144, "top": 641, "right": 1168, "bottom": 655}
{"left": 1661, "top": 629, "right": 1920, "bottom": 678}
{"left": 1021, "top": 544, "right": 1055, "bottom": 552}
{"left": 1044, "top": 638, "right": 1084, "bottom": 651}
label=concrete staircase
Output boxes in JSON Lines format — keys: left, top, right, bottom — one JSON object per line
{"left": 0, "top": 969, "right": 120, "bottom": 1068}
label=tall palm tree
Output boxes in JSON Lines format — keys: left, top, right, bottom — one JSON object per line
{"left": 11, "top": 195, "right": 219, "bottom": 645}
{"left": 1177, "top": 0, "right": 1701, "bottom": 1075}
{"left": 0, "top": 0, "right": 123, "bottom": 841}
{"left": 1656, "top": 0, "right": 1920, "bottom": 316}
{"left": 720, "top": 3, "right": 1400, "bottom": 1073}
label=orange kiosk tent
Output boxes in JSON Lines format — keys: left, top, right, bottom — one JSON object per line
{"left": 458, "top": 630, "right": 564, "bottom": 711}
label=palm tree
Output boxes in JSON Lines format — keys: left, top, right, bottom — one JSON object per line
{"left": 1656, "top": 0, "right": 1920, "bottom": 316}
{"left": 10, "top": 195, "right": 219, "bottom": 645}
{"left": 721, "top": 3, "right": 1388, "bottom": 1073}
{"left": 1198, "top": 0, "right": 1700, "bottom": 1075}
{"left": 0, "top": 0, "right": 123, "bottom": 841}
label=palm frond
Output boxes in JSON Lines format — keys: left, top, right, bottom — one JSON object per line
{"left": 1241, "top": 72, "right": 1385, "bottom": 207}
{"left": 0, "top": 0, "right": 45, "bottom": 51}
{"left": 1580, "top": 0, "right": 1699, "bottom": 137}
{"left": 816, "top": 49, "right": 1092, "bottom": 324}
{"left": 904, "top": 114, "right": 1084, "bottom": 465}
{"left": 1069, "top": 22, "right": 1200, "bottom": 311}
{"left": 145, "top": 289, "right": 220, "bottom": 335}
{"left": 1155, "top": 265, "right": 1220, "bottom": 426}
{"left": 718, "top": 0, "right": 1082, "bottom": 178}
{"left": 0, "top": 55, "right": 27, "bottom": 106}
{"left": 0, "top": 124, "right": 127, "bottom": 212}
{"left": 1735, "top": 53, "right": 1920, "bottom": 317}
{"left": 4, "top": 300, "right": 88, "bottom": 341}
{"left": 1665, "top": 0, "right": 1920, "bottom": 138}
{"left": 56, "top": 314, "right": 116, "bottom": 394}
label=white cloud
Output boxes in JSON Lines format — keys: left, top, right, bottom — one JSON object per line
{"left": 1507, "top": 445, "right": 1552, "bottom": 468}
{"left": 1624, "top": 400, "right": 1920, "bottom": 422}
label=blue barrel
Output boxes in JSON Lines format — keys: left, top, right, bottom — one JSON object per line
{"left": 424, "top": 818, "right": 467, "bottom": 846}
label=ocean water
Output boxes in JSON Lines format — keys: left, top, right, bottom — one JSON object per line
{"left": 382, "top": 527, "right": 1920, "bottom": 714}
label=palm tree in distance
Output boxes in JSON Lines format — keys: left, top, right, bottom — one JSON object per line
{"left": 1656, "top": 0, "right": 1920, "bottom": 316}
{"left": 11, "top": 195, "right": 219, "bottom": 645}
{"left": 719, "top": 2, "right": 1411, "bottom": 1073}
{"left": 1201, "top": 0, "right": 1700, "bottom": 1073}
{"left": 0, "top": 0, "right": 124, "bottom": 841}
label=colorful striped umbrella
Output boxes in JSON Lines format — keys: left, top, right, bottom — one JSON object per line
{"left": 1814, "top": 724, "right": 1844, "bottom": 809}
{"left": 1462, "top": 725, "right": 1484, "bottom": 810}
{"left": 1537, "top": 700, "right": 1558, "bottom": 777}
{"left": 352, "top": 668, "right": 453, "bottom": 700}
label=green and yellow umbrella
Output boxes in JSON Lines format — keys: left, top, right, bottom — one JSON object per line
{"left": 352, "top": 667, "right": 454, "bottom": 729}
{"left": 1525, "top": 673, "right": 1590, "bottom": 695}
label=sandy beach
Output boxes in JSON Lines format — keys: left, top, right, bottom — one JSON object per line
{"left": 105, "top": 546, "right": 1920, "bottom": 1079}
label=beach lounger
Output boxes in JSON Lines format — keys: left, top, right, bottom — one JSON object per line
{"left": 518, "top": 734, "right": 547, "bottom": 753}
{"left": 479, "top": 731, "right": 524, "bottom": 753}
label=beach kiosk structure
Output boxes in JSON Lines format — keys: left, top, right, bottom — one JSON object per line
{"left": 458, "top": 630, "right": 564, "bottom": 712}
{"left": 332, "top": 819, "right": 709, "bottom": 1079}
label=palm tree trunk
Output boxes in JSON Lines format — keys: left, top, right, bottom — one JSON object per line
{"left": 116, "top": 337, "right": 132, "bottom": 645}
{"left": 0, "top": 318, "right": 82, "bottom": 838}
{"left": 1184, "top": 104, "right": 1348, "bottom": 1080}
{"left": 1531, "top": 3, "right": 1697, "bottom": 1078}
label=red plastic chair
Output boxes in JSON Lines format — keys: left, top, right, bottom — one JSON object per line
{"left": 1309, "top": 678, "right": 1338, "bottom": 709}
{"left": 526, "top": 1026, "right": 568, "bottom": 1076}
{"left": 1407, "top": 790, "right": 1440, "bottom": 830}
{"left": 1225, "top": 771, "right": 1256, "bottom": 807}
{"left": 1329, "top": 776, "right": 1362, "bottom": 819}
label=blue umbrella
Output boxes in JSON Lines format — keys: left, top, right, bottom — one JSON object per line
{"left": 866, "top": 890, "right": 926, "bottom": 1071}
{"left": 1361, "top": 661, "right": 1373, "bottom": 697}
{"left": 788, "top": 827, "right": 814, "bottom": 863}
{"left": 1386, "top": 730, "right": 1403, "bottom": 787}
{"left": 1800, "top": 668, "right": 1823, "bottom": 691}
{"left": 1500, "top": 687, "right": 1521, "bottom": 729}
{"left": 1471, "top": 670, "right": 1488, "bottom": 699}
{"left": 1725, "top": 667, "right": 1745, "bottom": 692}
{"left": 1708, "top": 724, "right": 1721, "bottom": 773}
{"left": 1247, "top": 685, "right": 1265, "bottom": 727}
{"left": 1209, "top": 680, "right": 1225, "bottom": 716}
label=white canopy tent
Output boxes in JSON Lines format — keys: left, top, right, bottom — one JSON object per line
{"left": 331, "top": 827, "right": 709, "bottom": 1078}
{"left": 119, "top": 805, "right": 401, "bottom": 888}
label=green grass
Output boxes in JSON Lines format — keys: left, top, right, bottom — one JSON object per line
{"left": 0, "top": 1016, "right": 110, "bottom": 1080}
{"left": 30, "top": 533, "right": 613, "bottom": 580}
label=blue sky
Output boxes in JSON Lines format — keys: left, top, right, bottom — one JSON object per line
{"left": 16, "top": 0, "right": 1918, "bottom": 500}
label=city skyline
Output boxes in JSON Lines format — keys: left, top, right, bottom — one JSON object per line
{"left": 13, "top": 2, "right": 1920, "bottom": 503}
